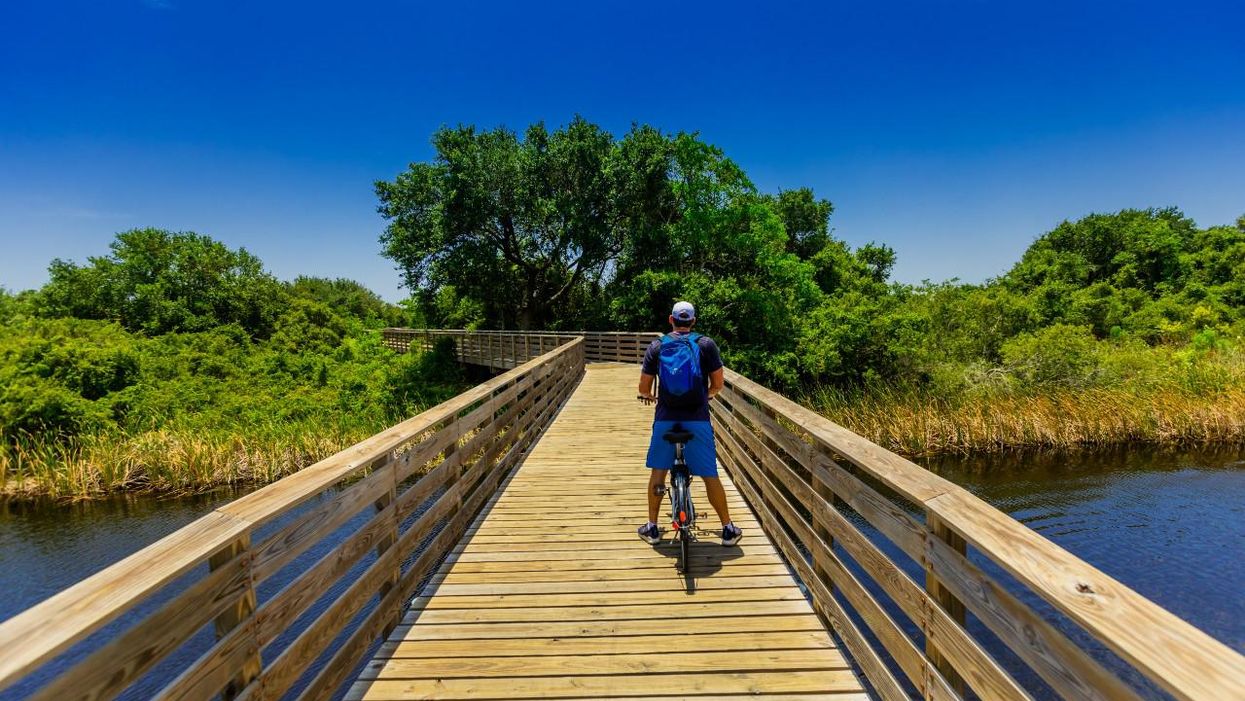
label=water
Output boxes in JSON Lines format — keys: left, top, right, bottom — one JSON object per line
{"left": 0, "top": 488, "right": 250, "bottom": 627}
{"left": 921, "top": 447, "right": 1245, "bottom": 658}
{"left": 1, "top": 448, "right": 1242, "bottom": 698}
{"left": 0, "top": 488, "right": 253, "bottom": 700}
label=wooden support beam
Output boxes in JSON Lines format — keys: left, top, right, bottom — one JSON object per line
{"left": 206, "top": 537, "right": 260, "bottom": 701}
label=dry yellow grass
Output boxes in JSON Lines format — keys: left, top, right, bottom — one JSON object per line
{"left": 812, "top": 385, "right": 1245, "bottom": 456}
{"left": 0, "top": 427, "right": 371, "bottom": 500}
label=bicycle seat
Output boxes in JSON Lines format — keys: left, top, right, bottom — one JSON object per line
{"left": 662, "top": 428, "right": 695, "bottom": 444}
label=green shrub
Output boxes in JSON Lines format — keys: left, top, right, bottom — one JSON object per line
{"left": 0, "top": 376, "right": 113, "bottom": 437}
{"left": 1001, "top": 324, "right": 1102, "bottom": 388}
{"left": 37, "top": 228, "right": 288, "bottom": 337}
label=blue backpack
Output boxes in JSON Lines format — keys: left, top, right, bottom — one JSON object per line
{"left": 657, "top": 332, "right": 705, "bottom": 408}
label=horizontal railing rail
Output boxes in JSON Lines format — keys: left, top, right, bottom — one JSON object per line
{"left": 382, "top": 328, "right": 657, "bottom": 365}
{"left": 711, "top": 368, "right": 1245, "bottom": 701}
{"left": 0, "top": 336, "right": 586, "bottom": 701}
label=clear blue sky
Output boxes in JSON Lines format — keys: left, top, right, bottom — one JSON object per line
{"left": 2, "top": 0, "right": 1242, "bottom": 301}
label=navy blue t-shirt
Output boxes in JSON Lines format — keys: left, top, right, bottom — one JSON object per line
{"left": 641, "top": 333, "right": 724, "bottom": 422}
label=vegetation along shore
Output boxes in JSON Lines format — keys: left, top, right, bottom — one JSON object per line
{"left": 0, "top": 230, "right": 467, "bottom": 499}
{"left": 3, "top": 118, "right": 1243, "bottom": 499}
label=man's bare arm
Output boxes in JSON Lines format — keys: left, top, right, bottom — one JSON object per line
{"left": 638, "top": 372, "right": 656, "bottom": 402}
{"left": 708, "top": 367, "right": 724, "bottom": 399}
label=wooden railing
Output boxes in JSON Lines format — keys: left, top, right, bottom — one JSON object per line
{"left": 382, "top": 328, "right": 657, "bottom": 366}
{"left": 711, "top": 368, "right": 1245, "bottom": 701}
{"left": 0, "top": 336, "right": 585, "bottom": 701}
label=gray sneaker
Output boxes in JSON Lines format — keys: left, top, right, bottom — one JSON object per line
{"left": 637, "top": 522, "right": 661, "bottom": 545}
{"left": 721, "top": 522, "right": 743, "bottom": 546}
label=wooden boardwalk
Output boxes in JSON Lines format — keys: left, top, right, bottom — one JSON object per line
{"left": 348, "top": 363, "right": 868, "bottom": 700}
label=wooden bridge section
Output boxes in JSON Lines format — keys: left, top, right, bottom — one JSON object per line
{"left": 350, "top": 363, "right": 864, "bottom": 700}
{"left": 2, "top": 330, "right": 1243, "bottom": 701}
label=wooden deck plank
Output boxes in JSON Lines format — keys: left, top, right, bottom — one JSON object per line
{"left": 428, "top": 564, "right": 792, "bottom": 585}
{"left": 402, "top": 599, "right": 814, "bottom": 624}
{"left": 351, "top": 363, "right": 862, "bottom": 700}
{"left": 347, "top": 670, "right": 865, "bottom": 700}
{"left": 359, "top": 649, "right": 851, "bottom": 679}
{"left": 387, "top": 614, "right": 827, "bottom": 639}
{"left": 408, "top": 588, "right": 809, "bottom": 610}
{"left": 432, "top": 553, "right": 786, "bottom": 574}
{"left": 376, "top": 631, "right": 840, "bottom": 658}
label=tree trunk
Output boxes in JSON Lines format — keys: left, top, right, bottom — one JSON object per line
{"left": 517, "top": 306, "right": 535, "bottom": 330}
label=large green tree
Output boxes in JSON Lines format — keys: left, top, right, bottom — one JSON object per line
{"left": 38, "top": 228, "right": 286, "bottom": 337}
{"left": 377, "top": 117, "right": 674, "bottom": 329}
{"left": 377, "top": 117, "right": 898, "bottom": 386}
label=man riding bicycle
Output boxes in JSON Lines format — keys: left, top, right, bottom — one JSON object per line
{"left": 637, "top": 301, "right": 743, "bottom": 547}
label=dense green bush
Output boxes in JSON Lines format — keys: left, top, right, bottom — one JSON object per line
{"left": 38, "top": 228, "right": 288, "bottom": 337}
{"left": 289, "top": 276, "right": 405, "bottom": 327}
{"left": 1001, "top": 325, "right": 1102, "bottom": 389}
{"left": 0, "top": 317, "right": 139, "bottom": 436}
{"left": 1, "top": 237, "right": 464, "bottom": 456}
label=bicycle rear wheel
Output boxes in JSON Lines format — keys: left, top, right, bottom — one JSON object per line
{"left": 679, "top": 529, "right": 691, "bottom": 573}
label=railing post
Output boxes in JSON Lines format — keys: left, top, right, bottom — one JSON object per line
{"left": 811, "top": 444, "right": 836, "bottom": 598}
{"left": 207, "top": 536, "right": 260, "bottom": 700}
{"left": 925, "top": 511, "right": 967, "bottom": 695}
{"left": 445, "top": 418, "right": 462, "bottom": 508}
{"left": 374, "top": 459, "right": 400, "bottom": 638}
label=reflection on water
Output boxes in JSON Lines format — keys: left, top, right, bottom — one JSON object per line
{"left": 922, "top": 447, "right": 1245, "bottom": 654}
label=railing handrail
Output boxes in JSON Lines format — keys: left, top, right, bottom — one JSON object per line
{"left": 383, "top": 328, "right": 656, "bottom": 336}
{"left": 0, "top": 334, "right": 587, "bottom": 700}
{"left": 382, "top": 328, "right": 658, "bottom": 365}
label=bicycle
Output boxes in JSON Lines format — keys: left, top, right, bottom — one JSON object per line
{"left": 661, "top": 425, "right": 697, "bottom": 574}
{"left": 635, "top": 408, "right": 699, "bottom": 573}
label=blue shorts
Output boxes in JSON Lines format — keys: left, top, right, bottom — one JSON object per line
{"left": 646, "top": 420, "right": 719, "bottom": 478}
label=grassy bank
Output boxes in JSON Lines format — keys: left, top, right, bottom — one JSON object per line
{"left": 0, "top": 329, "right": 467, "bottom": 501}
{"left": 812, "top": 384, "right": 1245, "bottom": 456}
{"left": 0, "top": 425, "right": 372, "bottom": 500}
{"left": 808, "top": 340, "right": 1245, "bottom": 456}
{"left": 2, "top": 290, "right": 467, "bottom": 501}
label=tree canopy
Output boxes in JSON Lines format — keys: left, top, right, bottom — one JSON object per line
{"left": 379, "top": 118, "right": 1245, "bottom": 392}
{"left": 38, "top": 228, "right": 286, "bottom": 337}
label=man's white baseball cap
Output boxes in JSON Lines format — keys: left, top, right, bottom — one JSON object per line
{"left": 672, "top": 301, "right": 696, "bottom": 322}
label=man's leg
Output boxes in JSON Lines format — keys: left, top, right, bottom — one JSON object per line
{"left": 703, "top": 476, "right": 743, "bottom": 545}
{"left": 647, "top": 469, "right": 668, "bottom": 523}
{"left": 702, "top": 476, "right": 731, "bottom": 525}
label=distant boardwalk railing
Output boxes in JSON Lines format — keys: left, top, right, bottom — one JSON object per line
{"left": 2, "top": 329, "right": 1242, "bottom": 701}
{"left": 381, "top": 328, "right": 656, "bottom": 366}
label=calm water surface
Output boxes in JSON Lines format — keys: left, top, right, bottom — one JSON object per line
{"left": 922, "top": 447, "right": 1245, "bottom": 658}
{"left": 1, "top": 448, "right": 1242, "bottom": 698}
{"left": 0, "top": 488, "right": 249, "bottom": 624}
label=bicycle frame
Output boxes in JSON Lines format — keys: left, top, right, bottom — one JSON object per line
{"left": 668, "top": 436, "right": 696, "bottom": 573}
{"left": 669, "top": 441, "right": 695, "bottom": 530}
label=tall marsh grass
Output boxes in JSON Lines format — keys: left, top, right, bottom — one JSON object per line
{"left": 0, "top": 425, "right": 373, "bottom": 500}
{"left": 807, "top": 345, "right": 1245, "bottom": 456}
{"left": 811, "top": 384, "right": 1245, "bottom": 456}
